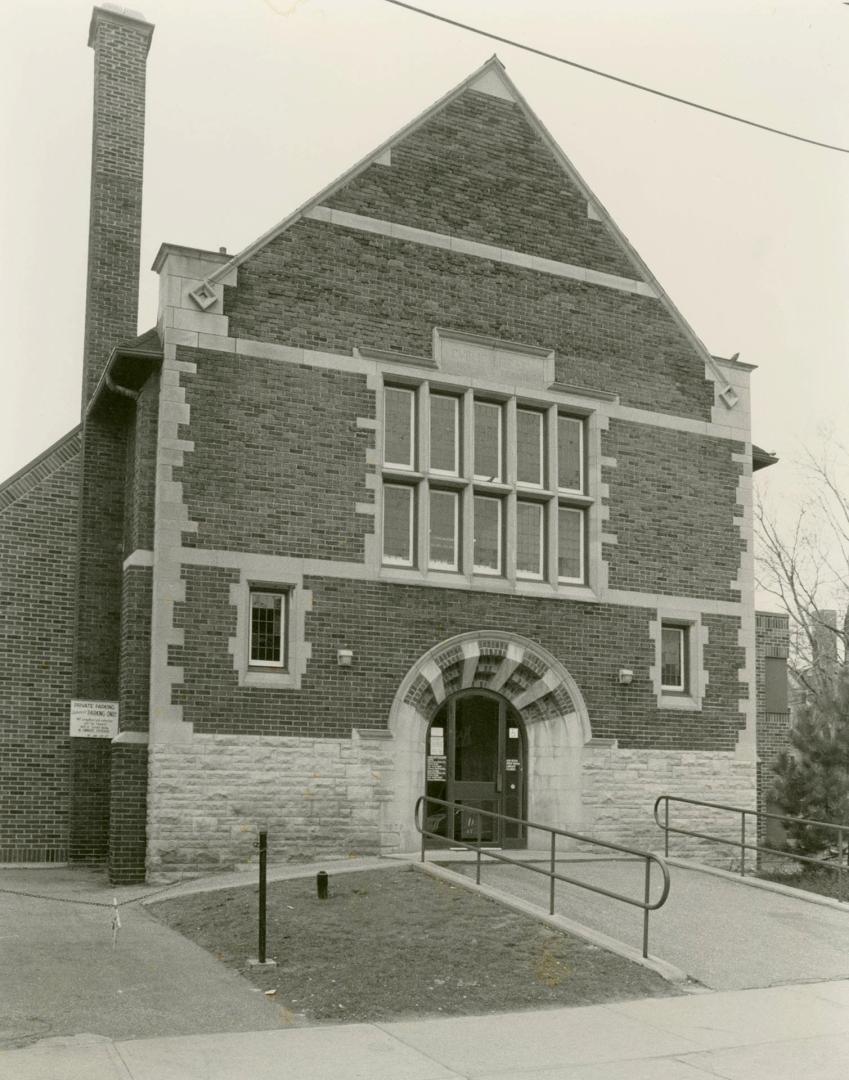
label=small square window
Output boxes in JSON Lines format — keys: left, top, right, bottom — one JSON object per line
{"left": 249, "top": 590, "right": 286, "bottom": 668}
{"left": 661, "top": 625, "right": 687, "bottom": 692}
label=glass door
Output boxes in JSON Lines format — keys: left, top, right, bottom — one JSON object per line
{"left": 424, "top": 692, "right": 525, "bottom": 848}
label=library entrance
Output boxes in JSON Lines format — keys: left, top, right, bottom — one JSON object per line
{"left": 424, "top": 690, "right": 527, "bottom": 848}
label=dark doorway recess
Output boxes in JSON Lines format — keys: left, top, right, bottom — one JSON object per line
{"left": 424, "top": 690, "right": 526, "bottom": 848}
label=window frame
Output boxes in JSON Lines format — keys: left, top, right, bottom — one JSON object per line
{"left": 429, "top": 393, "right": 461, "bottom": 477}
{"left": 557, "top": 414, "right": 585, "bottom": 495}
{"left": 557, "top": 504, "right": 585, "bottom": 585}
{"left": 378, "top": 380, "right": 595, "bottom": 591}
{"left": 383, "top": 385, "right": 416, "bottom": 471}
{"left": 248, "top": 588, "right": 287, "bottom": 670}
{"left": 473, "top": 494, "right": 502, "bottom": 576}
{"left": 660, "top": 623, "right": 688, "bottom": 693}
{"left": 382, "top": 483, "right": 416, "bottom": 567}
{"left": 515, "top": 407, "right": 545, "bottom": 489}
{"left": 428, "top": 488, "right": 460, "bottom": 572}
{"left": 516, "top": 499, "right": 545, "bottom": 581}
{"left": 473, "top": 400, "right": 504, "bottom": 483}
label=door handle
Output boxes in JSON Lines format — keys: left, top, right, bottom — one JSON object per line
{"left": 495, "top": 773, "right": 503, "bottom": 794}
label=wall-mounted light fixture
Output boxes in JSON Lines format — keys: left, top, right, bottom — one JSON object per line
{"left": 618, "top": 668, "right": 634, "bottom": 685}
{"left": 337, "top": 648, "right": 353, "bottom": 667}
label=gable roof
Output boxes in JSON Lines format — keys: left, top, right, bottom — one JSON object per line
{"left": 200, "top": 56, "right": 736, "bottom": 398}
{"left": 0, "top": 426, "right": 81, "bottom": 512}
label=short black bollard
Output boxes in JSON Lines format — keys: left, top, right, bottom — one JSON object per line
{"left": 316, "top": 870, "right": 328, "bottom": 899}
{"left": 258, "top": 830, "right": 268, "bottom": 962}
{"left": 247, "top": 830, "right": 276, "bottom": 970}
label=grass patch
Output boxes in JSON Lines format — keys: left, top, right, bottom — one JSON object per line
{"left": 150, "top": 866, "right": 678, "bottom": 1024}
{"left": 758, "top": 864, "right": 849, "bottom": 902}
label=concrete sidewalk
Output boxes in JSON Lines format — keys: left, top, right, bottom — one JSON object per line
{"left": 1, "top": 980, "right": 847, "bottom": 1079}
{"left": 0, "top": 859, "right": 393, "bottom": 1051}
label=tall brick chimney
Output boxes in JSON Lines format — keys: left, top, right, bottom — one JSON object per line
{"left": 82, "top": 5, "right": 154, "bottom": 410}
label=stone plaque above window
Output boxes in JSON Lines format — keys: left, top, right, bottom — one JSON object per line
{"left": 434, "top": 329, "right": 555, "bottom": 389}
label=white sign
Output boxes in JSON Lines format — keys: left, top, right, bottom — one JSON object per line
{"left": 70, "top": 700, "right": 119, "bottom": 739}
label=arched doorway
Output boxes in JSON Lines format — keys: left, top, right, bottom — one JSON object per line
{"left": 385, "top": 631, "right": 591, "bottom": 854}
{"left": 424, "top": 690, "right": 527, "bottom": 848}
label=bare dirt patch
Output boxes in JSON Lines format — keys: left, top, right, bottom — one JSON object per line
{"left": 149, "top": 865, "right": 678, "bottom": 1024}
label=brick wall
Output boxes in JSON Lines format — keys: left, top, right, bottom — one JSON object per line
{"left": 0, "top": 433, "right": 80, "bottom": 862}
{"left": 170, "top": 570, "right": 746, "bottom": 752}
{"left": 82, "top": 10, "right": 152, "bottom": 406}
{"left": 324, "top": 89, "right": 635, "bottom": 278}
{"left": 109, "top": 743, "right": 148, "bottom": 883}
{"left": 72, "top": 398, "right": 131, "bottom": 863}
{"left": 123, "top": 374, "right": 159, "bottom": 554}
{"left": 603, "top": 420, "right": 746, "bottom": 601}
{"left": 755, "top": 611, "right": 791, "bottom": 843}
{"left": 225, "top": 223, "right": 715, "bottom": 422}
{"left": 176, "top": 351, "right": 373, "bottom": 558}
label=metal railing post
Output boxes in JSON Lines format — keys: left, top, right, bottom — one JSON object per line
{"left": 740, "top": 811, "right": 746, "bottom": 877}
{"left": 420, "top": 798, "right": 426, "bottom": 863}
{"left": 642, "top": 857, "right": 651, "bottom": 958}
{"left": 549, "top": 832, "right": 556, "bottom": 915}
{"left": 664, "top": 799, "right": 669, "bottom": 858}
{"left": 476, "top": 811, "right": 482, "bottom": 885}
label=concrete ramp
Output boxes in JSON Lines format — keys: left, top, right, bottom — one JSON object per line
{"left": 445, "top": 857, "right": 849, "bottom": 989}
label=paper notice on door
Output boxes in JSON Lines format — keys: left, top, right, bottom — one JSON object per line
{"left": 506, "top": 758, "right": 520, "bottom": 771}
{"left": 508, "top": 727, "right": 519, "bottom": 740}
{"left": 427, "top": 755, "right": 447, "bottom": 780}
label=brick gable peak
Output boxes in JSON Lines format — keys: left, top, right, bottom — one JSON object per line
{"left": 199, "top": 54, "right": 740, "bottom": 412}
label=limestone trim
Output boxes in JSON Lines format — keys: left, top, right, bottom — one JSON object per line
{"left": 385, "top": 631, "right": 592, "bottom": 852}
{"left": 303, "top": 206, "right": 658, "bottom": 299}
{"left": 178, "top": 336, "right": 747, "bottom": 444}
{"left": 175, "top": 545, "right": 748, "bottom": 617}
{"left": 123, "top": 549, "right": 153, "bottom": 570}
{"left": 148, "top": 342, "right": 198, "bottom": 746}
{"left": 228, "top": 570, "right": 313, "bottom": 690}
{"left": 649, "top": 610, "right": 707, "bottom": 711}
{"left": 730, "top": 448, "right": 757, "bottom": 758}
{"left": 112, "top": 731, "right": 148, "bottom": 745}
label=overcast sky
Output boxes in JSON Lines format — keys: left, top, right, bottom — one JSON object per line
{"left": 2, "top": 0, "right": 847, "bottom": 514}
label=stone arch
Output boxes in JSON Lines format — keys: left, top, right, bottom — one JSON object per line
{"left": 385, "top": 632, "right": 592, "bottom": 852}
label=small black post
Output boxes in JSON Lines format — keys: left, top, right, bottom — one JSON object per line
{"left": 316, "top": 870, "right": 328, "bottom": 899}
{"left": 258, "top": 830, "right": 267, "bottom": 964}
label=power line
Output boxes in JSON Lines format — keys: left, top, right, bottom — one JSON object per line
{"left": 382, "top": 0, "right": 849, "bottom": 155}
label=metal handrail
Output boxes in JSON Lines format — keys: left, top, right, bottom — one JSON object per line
{"left": 415, "top": 795, "right": 670, "bottom": 958}
{"left": 653, "top": 794, "right": 849, "bottom": 903}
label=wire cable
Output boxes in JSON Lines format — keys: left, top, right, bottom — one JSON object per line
{"left": 382, "top": 0, "right": 849, "bottom": 155}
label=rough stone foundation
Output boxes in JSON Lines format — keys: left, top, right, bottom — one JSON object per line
{"left": 147, "top": 731, "right": 395, "bottom": 878}
{"left": 583, "top": 744, "right": 756, "bottom": 866}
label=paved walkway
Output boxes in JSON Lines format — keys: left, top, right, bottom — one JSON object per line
{"left": 1, "top": 980, "right": 847, "bottom": 1079}
{"left": 3, "top": 859, "right": 849, "bottom": 1078}
{"left": 0, "top": 859, "right": 391, "bottom": 1050}
{"left": 445, "top": 856, "right": 849, "bottom": 989}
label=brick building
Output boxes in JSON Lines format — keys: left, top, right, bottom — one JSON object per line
{"left": 0, "top": 6, "right": 787, "bottom": 883}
